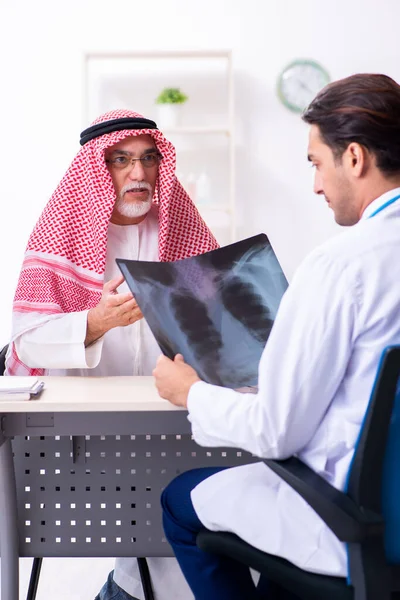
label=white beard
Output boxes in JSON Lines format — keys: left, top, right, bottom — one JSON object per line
{"left": 114, "top": 181, "right": 153, "bottom": 218}
{"left": 114, "top": 195, "right": 153, "bottom": 218}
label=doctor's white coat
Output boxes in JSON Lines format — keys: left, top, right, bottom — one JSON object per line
{"left": 188, "top": 189, "right": 400, "bottom": 577}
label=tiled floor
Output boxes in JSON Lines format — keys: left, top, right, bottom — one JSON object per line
{"left": 1, "top": 557, "right": 115, "bottom": 600}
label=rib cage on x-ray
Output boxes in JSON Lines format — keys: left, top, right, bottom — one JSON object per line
{"left": 117, "top": 234, "right": 288, "bottom": 389}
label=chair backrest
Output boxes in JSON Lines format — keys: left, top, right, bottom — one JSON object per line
{"left": 381, "top": 372, "right": 400, "bottom": 563}
{"left": 0, "top": 343, "right": 8, "bottom": 375}
{"left": 345, "top": 346, "right": 400, "bottom": 563}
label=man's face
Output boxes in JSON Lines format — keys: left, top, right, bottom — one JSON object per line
{"left": 105, "top": 134, "right": 160, "bottom": 222}
{"left": 308, "top": 125, "right": 359, "bottom": 226}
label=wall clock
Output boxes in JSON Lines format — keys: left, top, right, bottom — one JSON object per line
{"left": 277, "top": 59, "right": 330, "bottom": 113}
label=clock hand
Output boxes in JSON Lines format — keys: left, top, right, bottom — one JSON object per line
{"left": 299, "top": 81, "right": 311, "bottom": 93}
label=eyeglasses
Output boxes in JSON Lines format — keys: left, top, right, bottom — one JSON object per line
{"left": 105, "top": 151, "right": 163, "bottom": 170}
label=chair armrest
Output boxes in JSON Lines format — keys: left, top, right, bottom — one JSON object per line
{"left": 263, "top": 457, "right": 383, "bottom": 542}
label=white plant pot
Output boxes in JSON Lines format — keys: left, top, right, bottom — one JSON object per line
{"left": 156, "top": 103, "right": 183, "bottom": 129}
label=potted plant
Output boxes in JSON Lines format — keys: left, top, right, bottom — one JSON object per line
{"left": 155, "top": 87, "right": 188, "bottom": 128}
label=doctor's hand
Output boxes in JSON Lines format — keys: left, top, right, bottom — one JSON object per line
{"left": 85, "top": 274, "right": 143, "bottom": 346}
{"left": 153, "top": 354, "right": 201, "bottom": 408}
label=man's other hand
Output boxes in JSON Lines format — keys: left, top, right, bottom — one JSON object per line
{"left": 153, "top": 354, "right": 201, "bottom": 408}
{"left": 85, "top": 274, "right": 143, "bottom": 346}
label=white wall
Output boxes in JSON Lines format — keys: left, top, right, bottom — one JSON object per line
{"left": 1, "top": 0, "right": 399, "bottom": 345}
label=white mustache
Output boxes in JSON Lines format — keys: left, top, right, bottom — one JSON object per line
{"left": 121, "top": 181, "right": 152, "bottom": 195}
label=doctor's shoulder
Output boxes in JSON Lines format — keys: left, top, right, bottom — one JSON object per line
{"left": 297, "top": 218, "right": 378, "bottom": 277}
{"left": 288, "top": 230, "right": 363, "bottom": 299}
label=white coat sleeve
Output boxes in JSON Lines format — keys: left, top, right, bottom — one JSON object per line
{"left": 14, "top": 311, "right": 103, "bottom": 369}
{"left": 187, "top": 249, "right": 360, "bottom": 459}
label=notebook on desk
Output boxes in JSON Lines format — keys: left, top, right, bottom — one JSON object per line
{"left": 117, "top": 234, "right": 288, "bottom": 389}
{"left": 0, "top": 377, "right": 44, "bottom": 401}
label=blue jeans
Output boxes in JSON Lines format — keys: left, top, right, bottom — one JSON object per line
{"left": 94, "top": 570, "right": 139, "bottom": 600}
{"left": 161, "top": 467, "right": 299, "bottom": 600}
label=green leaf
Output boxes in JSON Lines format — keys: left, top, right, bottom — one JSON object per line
{"left": 155, "top": 87, "right": 188, "bottom": 104}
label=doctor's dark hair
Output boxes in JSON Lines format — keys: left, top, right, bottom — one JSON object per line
{"left": 302, "top": 73, "right": 400, "bottom": 175}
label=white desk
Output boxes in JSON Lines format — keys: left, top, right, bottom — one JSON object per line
{"left": 0, "top": 377, "right": 253, "bottom": 600}
{"left": 0, "top": 376, "right": 181, "bottom": 413}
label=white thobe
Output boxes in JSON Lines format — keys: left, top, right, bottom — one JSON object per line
{"left": 14, "top": 206, "right": 194, "bottom": 600}
{"left": 188, "top": 188, "right": 400, "bottom": 578}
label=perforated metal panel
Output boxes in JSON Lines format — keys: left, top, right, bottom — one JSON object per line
{"left": 12, "top": 434, "right": 254, "bottom": 557}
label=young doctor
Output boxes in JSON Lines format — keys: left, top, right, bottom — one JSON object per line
{"left": 153, "top": 73, "right": 400, "bottom": 599}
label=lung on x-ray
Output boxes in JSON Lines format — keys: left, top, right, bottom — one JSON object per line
{"left": 117, "top": 234, "right": 288, "bottom": 389}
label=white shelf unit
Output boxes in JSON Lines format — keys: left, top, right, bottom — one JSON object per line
{"left": 83, "top": 51, "right": 235, "bottom": 246}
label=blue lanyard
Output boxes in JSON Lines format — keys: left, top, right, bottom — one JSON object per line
{"left": 368, "top": 193, "right": 400, "bottom": 218}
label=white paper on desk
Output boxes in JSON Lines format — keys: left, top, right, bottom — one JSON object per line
{"left": 0, "top": 377, "right": 43, "bottom": 394}
{"left": 0, "top": 378, "right": 44, "bottom": 401}
{"left": 0, "top": 392, "right": 32, "bottom": 401}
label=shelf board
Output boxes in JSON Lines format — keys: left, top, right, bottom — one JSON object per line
{"left": 86, "top": 51, "right": 232, "bottom": 60}
{"left": 163, "top": 127, "right": 231, "bottom": 136}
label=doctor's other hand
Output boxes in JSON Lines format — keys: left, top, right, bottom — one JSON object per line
{"left": 85, "top": 274, "right": 143, "bottom": 346}
{"left": 153, "top": 354, "right": 201, "bottom": 408}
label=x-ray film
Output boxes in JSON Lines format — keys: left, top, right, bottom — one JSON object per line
{"left": 117, "top": 234, "right": 288, "bottom": 389}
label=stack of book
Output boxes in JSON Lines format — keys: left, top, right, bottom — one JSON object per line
{"left": 0, "top": 378, "right": 44, "bottom": 401}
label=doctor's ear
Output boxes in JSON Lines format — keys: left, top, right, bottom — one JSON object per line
{"left": 343, "top": 142, "right": 369, "bottom": 177}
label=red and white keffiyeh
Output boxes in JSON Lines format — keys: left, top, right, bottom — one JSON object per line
{"left": 6, "top": 109, "right": 218, "bottom": 376}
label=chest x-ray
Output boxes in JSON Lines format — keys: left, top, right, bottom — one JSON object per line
{"left": 117, "top": 234, "right": 288, "bottom": 389}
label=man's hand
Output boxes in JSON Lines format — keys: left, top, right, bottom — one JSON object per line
{"left": 85, "top": 274, "right": 143, "bottom": 346}
{"left": 153, "top": 354, "right": 201, "bottom": 408}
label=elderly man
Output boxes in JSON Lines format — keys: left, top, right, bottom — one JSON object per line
{"left": 153, "top": 73, "right": 400, "bottom": 600}
{"left": 6, "top": 109, "right": 218, "bottom": 599}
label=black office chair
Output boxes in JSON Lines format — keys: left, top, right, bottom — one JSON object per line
{"left": 0, "top": 343, "right": 8, "bottom": 374}
{"left": 197, "top": 346, "right": 400, "bottom": 600}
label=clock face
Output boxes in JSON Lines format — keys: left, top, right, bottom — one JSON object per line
{"left": 277, "top": 59, "right": 330, "bottom": 113}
